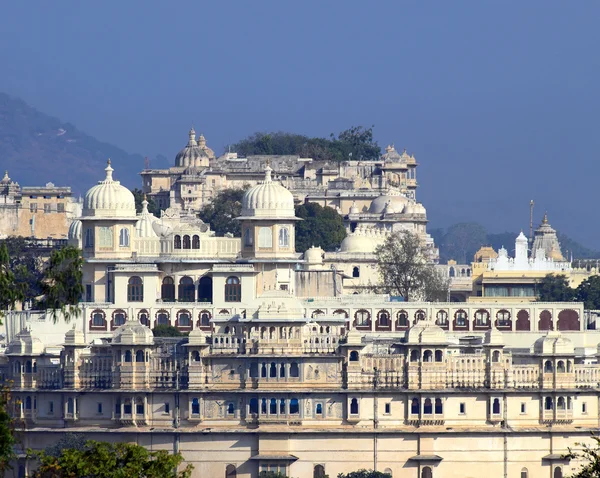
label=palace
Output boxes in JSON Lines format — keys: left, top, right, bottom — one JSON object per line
{"left": 3, "top": 161, "right": 599, "bottom": 478}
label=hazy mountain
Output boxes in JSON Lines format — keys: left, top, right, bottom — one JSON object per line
{"left": 0, "top": 92, "right": 146, "bottom": 194}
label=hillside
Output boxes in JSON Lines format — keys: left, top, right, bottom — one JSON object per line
{"left": 0, "top": 92, "right": 145, "bottom": 194}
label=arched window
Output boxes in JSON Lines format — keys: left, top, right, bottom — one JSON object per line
{"left": 270, "top": 362, "right": 277, "bottom": 378}
{"left": 352, "top": 266, "right": 360, "bottom": 278}
{"left": 279, "top": 227, "right": 289, "bottom": 247}
{"left": 557, "top": 360, "right": 565, "bottom": 373}
{"left": 198, "top": 276, "right": 213, "bottom": 303}
{"left": 135, "top": 350, "right": 144, "bottom": 362}
{"left": 123, "top": 399, "right": 132, "bottom": 415}
{"left": 544, "top": 360, "right": 554, "bottom": 373}
{"left": 545, "top": 397, "right": 553, "bottom": 410}
{"left": 554, "top": 466, "right": 562, "bottom": 478}
{"left": 113, "top": 310, "right": 126, "bottom": 327}
{"left": 174, "top": 235, "right": 181, "bottom": 249}
{"left": 496, "top": 309, "right": 511, "bottom": 327}
{"left": 315, "top": 403, "right": 323, "bottom": 415}
{"left": 314, "top": 465, "right": 326, "bottom": 478}
{"left": 177, "top": 310, "right": 191, "bottom": 327}
{"left": 410, "top": 350, "right": 419, "bottom": 362}
{"left": 25, "top": 396, "right": 32, "bottom": 410}
{"left": 423, "top": 350, "right": 433, "bottom": 362}
{"left": 377, "top": 310, "right": 390, "bottom": 327}
{"left": 435, "top": 350, "right": 443, "bottom": 362}
{"left": 474, "top": 309, "right": 490, "bottom": 326}
{"left": 178, "top": 276, "right": 195, "bottom": 302}
{"left": 226, "top": 464, "right": 237, "bottom": 478}
{"left": 119, "top": 228, "right": 130, "bottom": 247}
{"left": 25, "top": 361, "right": 32, "bottom": 373}
{"left": 435, "top": 398, "right": 443, "bottom": 414}
{"left": 397, "top": 311, "right": 408, "bottom": 327}
{"left": 91, "top": 310, "right": 106, "bottom": 327}
{"left": 350, "top": 398, "right": 359, "bottom": 415}
{"left": 350, "top": 351, "right": 359, "bottom": 362}
{"left": 127, "top": 276, "right": 143, "bottom": 302}
{"left": 192, "top": 235, "right": 200, "bottom": 249}
{"left": 136, "top": 398, "right": 144, "bottom": 415}
{"left": 455, "top": 310, "right": 468, "bottom": 327}
{"left": 191, "top": 398, "right": 200, "bottom": 415}
{"left": 557, "top": 397, "right": 566, "bottom": 410}
{"left": 85, "top": 228, "right": 94, "bottom": 247}
{"left": 124, "top": 350, "right": 132, "bottom": 363}
{"left": 192, "top": 351, "right": 200, "bottom": 362}
{"left": 290, "top": 362, "right": 299, "bottom": 377}
{"left": 138, "top": 310, "right": 150, "bottom": 327}
{"left": 492, "top": 350, "right": 500, "bottom": 363}
{"left": 227, "top": 402, "right": 235, "bottom": 415}
{"left": 258, "top": 227, "right": 273, "bottom": 248}
{"left": 198, "top": 310, "right": 211, "bottom": 327}
{"left": 436, "top": 310, "right": 448, "bottom": 326}
{"left": 270, "top": 398, "right": 277, "bottom": 414}
{"left": 521, "top": 468, "right": 528, "bottom": 478}
{"left": 423, "top": 398, "right": 433, "bottom": 415}
{"left": 492, "top": 398, "right": 501, "bottom": 414}
{"left": 67, "top": 397, "right": 74, "bottom": 414}
{"left": 161, "top": 277, "right": 175, "bottom": 302}
{"left": 225, "top": 276, "right": 241, "bottom": 302}
{"left": 243, "top": 228, "right": 253, "bottom": 247}
{"left": 422, "top": 466, "right": 433, "bottom": 478}
{"left": 449, "top": 267, "right": 455, "bottom": 277}
{"left": 249, "top": 398, "right": 258, "bottom": 414}
{"left": 411, "top": 398, "right": 419, "bottom": 415}
{"left": 355, "top": 310, "right": 370, "bottom": 327}
{"left": 156, "top": 310, "right": 170, "bottom": 326}
{"left": 415, "top": 310, "right": 426, "bottom": 322}
{"left": 183, "top": 235, "right": 191, "bottom": 249}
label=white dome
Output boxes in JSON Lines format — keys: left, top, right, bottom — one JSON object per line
{"left": 135, "top": 198, "right": 159, "bottom": 238}
{"left": 113, "top": 320, "right": 154, "bottom": 345}
{"left": 368, "top": 193, "right": 409, "bottom": 214}
{"left": 349, "top": 201, "right": 360, "bottom": 214}
{"left": 175, "top": 128, "right": 210, "bottom": 168}
{"left": 68, "top": 219, "right": 82, "bottom": 240}
{"left": 241, "top": 166, "right": 295, "bottom": 218}
{"left": 83, "top": 160, "right": 136, "bottom": 218}
{"left": 533, "top": 330, "right": 574, "bottom": 355}
{"left": 406, "top": 320, "right": 447, "bottom": 345}
{"left": 305, "top": 246, "right": 324, "bottom": 264}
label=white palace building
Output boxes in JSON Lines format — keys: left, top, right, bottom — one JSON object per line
{"left": 3, "top": 161, "right": 600, "bottom": 478}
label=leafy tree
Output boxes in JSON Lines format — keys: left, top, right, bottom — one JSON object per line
{"left": 29, "top": 440, "right": 193, "bottom": 478}
{"left": 132, "top": 188, "right": 159, "bottom": 215}
{"left": 152, "top": 325, "right": 185, "bottom": 337}
{"left": 0, "top": 385, "right": 17, "bottom": 476}
{"left": 1, "top": 236, "right": 44, "bottom": 308}
{"left": 40, "top": 245, "right": 84, "bottom": 322}
{"left": 43, "top": 433, "right": 88, "bottom": 457}
{"left": 439, "top": 222, "right": 488, "bottom": 264}
{"left": 0, "top": 241, "right": 24, "bottom": 318}
{"left": 295, "top": 203, "right": 347, "bottom": 253}
{"left": 337, "top": 470, "right": 391, "bottom": 478}
{"left": 374, "top": 231, "right": 447, "bottom": 301}
{"left": 576, "top": 276, "right": 600, "bottom": 310}
{"left": 258, "top": 472, "right": 290, "bottom": 478}
{"left": 537, "top": 274, "right": 575, "bottom": 302}
{"left": 564, "top": 433, "right": 600, "bottom": 477}
{"left": 198, "top": 187, "right": 247, "bottom": 237}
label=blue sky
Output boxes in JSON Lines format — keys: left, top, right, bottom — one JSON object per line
{"left": 1, "top": 1, "right": 599, "bottom": 246}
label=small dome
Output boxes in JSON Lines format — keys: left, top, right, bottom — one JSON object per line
{"left": 406, "top": 319, "right": 447, "bottom": 345}
{"left": 413, "top": 203, "right": 427, "bottom": 216}
{"left": 135, "top": 197, "right": 159, "bottom": 238}
{"left": 349, "top": 201, "right": 360, "bottom": 214}
{"left": 368, "top": 193, "right": 409, "bottom": 214}
{"left": 175, "top": 128, "right": 210, "bottom": 168}
{"left": 533, "top": 330, "right": 574, "bottom": 355}
{"left": 305, "top": 246, "right": 324, "bottom": 264}
{"left": 241, "top": 166, "right": 295, "bottom": 218}
{"left": 112, "top": 320, "right": 154, "bottom": 345}
{"left": 340, "top": 234, "right": 377, "bottom": 253}
{"left": 83, "top": 160, "right": 136, "bottom": 218}
{"left": 68, "top": 219, "right": 82, "bottom": 243}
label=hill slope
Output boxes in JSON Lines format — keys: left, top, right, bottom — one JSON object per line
{"left": 0, "top": 92, "right": 145, "bottom": 194}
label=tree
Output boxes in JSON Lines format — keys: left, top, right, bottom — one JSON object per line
{"left": 152, "top": 325, "right": 185, "bottom": 337}
{"left": 41, "top": 245, "right": 84, "bottom": 322}
{"left": 1, "top": 236, "right": 44, "bottom": 308}
{"left": 258, "top": 472, "right": 290, "bottom": 478}
{"left": 29, "top": 440, "right": 193, "bottom": 478}
{"left": 537, "top": 274, "right": 575, "bottom": 303}
{"left": 198, "top": 188, "right": 247, "bottom": 237}
{"left": 0, "top": 241, "right": 25, "bottom": 319}
{"left": 337, "top": 470, "right": 391, "bottom": 478}
{"left": 295, "top": 203, "right": 347, "bottom": 253}
{"left": 564, "top": 433, "right": 600, "bottom": 477}
{"left": 374, "top": 231, "right": 446, "bottom": 301}
{"left": 132, "top": 188, "right": 159, "bottom": 215}
{"left": 576, "top": 276, "right": 600, "bottom": 310}
{"left": 0, "top": 386, "right": 17, "bottom": 476}
{"left": 439, "top": 222, "right": 488, "bottom": 264}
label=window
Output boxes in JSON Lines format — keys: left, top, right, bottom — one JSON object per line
{"left": 422, "top": 466, "right": 433, "bottom": 478}
{"left": 314, "top": 465, "right": 326, "bottom": 478}
{"left": 226, "top": 464, "right": 237, "bottom": 478}
{"left": 377, "top": 310, "right": 390, "bottom": 327}
{"left": 178, "top": 276, "right": 195, "bottom": 302}
{"left": 492, "top": 398, "right": 501, "bottom": 415}
{"left": 521, "top": 403, "right": 526, "bottom": 414}
{"left": 48, "top": 401, "right": 54, "bottom": 414}
{"left": 113, "top": 311, "right": 126, "bottom": 327}
{"left": 191, "top": 398, "right": 200, "bottom": 415}
{"left": 475, "top": 309, "right": 490, "bottom": 326}
{"left": 583, "top": 402, "right": 587, "bottom": 414}
{"left": 85, "top": 228, "right": 94, "bottom": 247}
{"left": 225, "top": 276, "right": 241, "bottom": 302}
{"left": 85, "top": 284, "right": 93, "bottom": 302}
{"left": 161, "top": 277, "right": 175, "bottom": 301}
{"left": 243, "top": 228, "right": 253, "bottom": 247}
{"left": 98, "top": 226, "right": 113, "bottom": 247}
{"left": 385, "top": 403, "right": 391, "bottom": 414}
{"left": 496, "top": 309, "right": 511, "bottom": 326}
{"left": 123, "top": 399, "right": 132, "bottom": 415}
{"left": 199, "top": 310, "right": 211, "bottom": 327}
{"left": 119, "top": 228, "right": 130, "bottom": 247}
{"left": 91, "top": 310, "right": 105, "bottom": 327}
{"left": 44, "top": 203, "right": 51, "bottom": 214}
{"left": 57, "top": 203, "right": 65, "bottom": 213}
{"left": 278, "top": 227, "right": 289, "bottom": 247}
{"left": 290, "top": 362, "right": 299, "bottom": 378}
{"left": 156, "top": 311, "right": 169, "bottom": 326}
{"left": 227, "top": 403, "right": 235, "bottom": 415}
{"left": 436, "top": 310, "right": 448, "bottom": 326}
{"left": 138, "top": 310, "right": 150, "bottom": 327}
{"left": 545, "top": 397, "right": 553, "bottom": 410}
{"left": 350, "top": 398, "right": 359, "bottom": 415}
{"left": 423, "top": 398, "right": 433, "bottom": 415}
{"left": 352, "top": 266, "right": 360, "bottom": 278}
{"left": 258, "top": 227, "right": 273, "bottom": 248}
{"left": 315, "top": 403, "right": 323, "bottom": 415}
{"left": 270, "top": 398, "right": 277, "bottom": 414}
{"left": 290, "top": 398, "right": 299, "bottom": 414}
{"left": 135, "top": 350, "right": 144, "bottom": 362}
{"left": 30, "top": 203, "right": 37, "bottom": 212}
{"left": 177, "top": 310, "right": 191, "bottom": 327}
{"left": 411, "top": 398, "right": 419, "bottom": 415}
{"left": 97, "top": 402, "right": 103, "bottom": 414}
{"left": 355, "top": 310, "right": 370, "bottom": 327}
{"left": 397, "top": 311, "right": 408, "bottom": 327}
{"left": 174, "top": 235, "right": 182, "bottom": 249}
{"left": 521, "top": 468, "right": 528, "bottom": 478}
{"left": 183, "top": 235, "right": 191, "bottom": 249}
{"left": 459, "top": 403, "right": 466, "bottom": 414}
{"left": 192, "top": 235, "right": 200, "bottom": 249}
{"left": 350, "top": 351, "right": 359, "bottom": 362}
{"left": 249, "top": 398, "right": 259, "bottom": 414}
{"left": 136, "top": 398, "right": 144, "bottom": 415}
{"left": 165, "top": 402, "right": 170, "bottom": 414}
{"left": 544, "top": 360, "right": 553, "bottom": 373}
{"left": 127, "top": 276, "right": 143, "bottom": 302}
{"left": 415, "top": 310, "right": 426, "bottom": 322}
{"left": 435, "top": 398, "right": 443, "bottom": 414}
{"left": 455, "top": 310, "right": 468, "bottom": 327}
{"left": 554, "top": 467, "right": 562, "bottom": 478}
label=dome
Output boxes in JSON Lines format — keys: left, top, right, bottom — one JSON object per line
{"left": 413, "top": 203, "right": 427, "bottom": 216}
{"left": 112, "top": 320, "right": 154, "bottom": 345}
{"left": 83, "top": 160, "right": 136, "bottom": 218}
{"left": 340, "top": 234, "right": 377, "bottom": 253}
{"left": 240, "top": 166, "right": 296, "bottom": 218}
{"left": 68, "top": 219, "right": 82, "bottom": 241}
{"left": 533, "top": 330, "right": 574, "bottom": 355}
{"left": 197, "top": 133, "right": 216, "bottom": 159}
{"left": 135, "top": 197, "right": 159, "bottom": 238}
{"left": 349, "top": 201, "right": 360, "bottom": 214}
{"left": 406, "top": 319, "right": 447, "bottom": 345}
{"left": 175, "top": 128, "right": 210, "bottom": 168}
{"left": 305, "top": 246, "right": 324, "bottom": 264}
{"left": 368, "top": 193, "right": 409, "bottom": 214}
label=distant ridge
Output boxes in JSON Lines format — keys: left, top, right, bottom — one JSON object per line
{"left": 0, "top": 92, "right": 145, "bottom": 194}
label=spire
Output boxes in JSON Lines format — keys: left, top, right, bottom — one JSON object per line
{"left": 198, "top": 133, "right": 206, "bottom": 147}
{"left": 105, "top": 159, "right": 114, "bottom": 181}
{"left": 141, "top": 194, "right": 149, "bottom": 214}
{"left": 1, "top": 170, "right": 9, "bottom": 183}
{"left": 188, "top": 127, "right": 197, "bottom": 146}
{"left": 264, "top": 164, "right": 273, "bottom": 183}
{"left": 542, "top": 212, "right": 548, "bottom": 224}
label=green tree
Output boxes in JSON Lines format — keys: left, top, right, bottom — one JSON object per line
{"left": 0, "top": 386, "right": 17, "bottom": 476}
{"left": 564, "top": 433, "right": 600, "bottom": 477}
{"left": 152, "top": 324, "right": 185, "bottom": 337}
{"left": 29, "top": 440, "right": 193, "bottom": 478}
{"left": 374, "top": 231, "right": 445, "bottom": 301}
{"left": 131, "top": 188, "right": 159, "bottom": 215}
{"left": 537, "top": 274, "right": 575, "bottom": 302}
{"left": 1, "top": 236, "right": 44, "bottom": 308}
{"left": 337, "top": 470, "right": 392, "bottom": 478}
{"left": 440, "top": 222, "right": 488, "bottom": 264}
{"left": 198, "top": 187, "right": 247, "bottom": 237}
{"left": 258, "top": 472, "right": 290, "bottom": 478}
{"left": 295, "top": 203, "right": 347, "bottom": 253}
{"left": 576, "top": 276, "right": 600, "bottom": 310}
{"left": 0, "top": 241, "right": 24, "bottom": 317}
{"left": 41, "top": 245, "right": 84, "bottom": 322}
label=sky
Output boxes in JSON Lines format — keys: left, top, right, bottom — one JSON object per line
{"left": 1, "top": 1, "right": 599, "bottom": 246}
